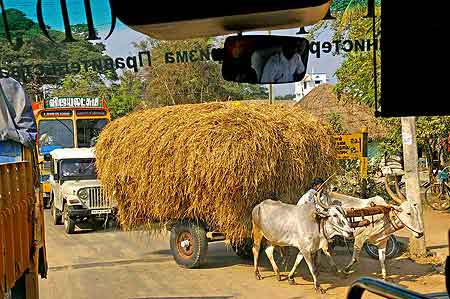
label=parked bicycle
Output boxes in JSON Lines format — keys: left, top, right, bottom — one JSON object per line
{"left": 424, "top": 166, "right": 450, "bottom": 211}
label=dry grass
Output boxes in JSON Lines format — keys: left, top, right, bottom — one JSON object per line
{"left": 296, "top": 84, "right": 388, "bottom": 139}
{"left": 95, "top": 102, "right": 337, "bottom": 244}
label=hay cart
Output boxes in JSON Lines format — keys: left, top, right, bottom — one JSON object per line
{"left": 94, "top": 102, "right": 339, "bottom": 269}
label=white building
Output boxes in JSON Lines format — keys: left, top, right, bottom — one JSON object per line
{"left": 294, "top": 73, "right": 327, "bottom": 101}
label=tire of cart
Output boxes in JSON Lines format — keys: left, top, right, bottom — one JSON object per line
{"left": 169, "top": 220, "right": 208, "bottom": 269}
{"left": 363, "top": 235, "right": 400, "bottom": 259}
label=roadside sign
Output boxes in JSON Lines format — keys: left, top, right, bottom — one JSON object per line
{"left": 334, "top": 128, "right": 369, "bottom": 197}
{"left": 334, "top": 133, "right": 363, "bottom": 160}
{"left": 44, "top": 97, "right": 102, "bottom": 109}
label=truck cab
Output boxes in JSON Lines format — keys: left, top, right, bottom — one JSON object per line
{"left": 1, "top": 77, "right": 47, "bottom": 299}
{"left": 48, "top": 148, "right": 116, "bottom": 234}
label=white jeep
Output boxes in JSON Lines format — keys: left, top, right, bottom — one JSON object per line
{"left": 47, "top": 148, "right": 117, "bottom": 234}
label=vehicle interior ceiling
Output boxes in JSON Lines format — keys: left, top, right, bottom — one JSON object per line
{"left": 109, "top": 1, "right": 332, "bottom": 40}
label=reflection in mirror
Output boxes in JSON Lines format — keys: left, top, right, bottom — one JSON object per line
{"left": 39, "top": 133, "right": 49, "bottom": 145}
{"left": 222, "top": 35, "right": 309, "bottom": 84}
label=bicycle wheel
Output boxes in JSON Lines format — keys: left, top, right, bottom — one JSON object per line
{"left": 363, "top": 235, "right": 400, "bottom": 260}
{"left": 424, "top": 183, "right": 450, "bottom": 211}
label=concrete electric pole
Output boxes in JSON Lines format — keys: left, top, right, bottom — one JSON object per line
{"left": 401, "top": 116, "right": 427, "bottom": 257}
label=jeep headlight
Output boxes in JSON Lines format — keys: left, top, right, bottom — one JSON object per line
{"left": 78, "top": 189, "right": 88, "bottom": 201}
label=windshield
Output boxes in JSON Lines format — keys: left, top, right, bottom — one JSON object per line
{"left": 60, "top": 158, "right": 96, "bottom": 179}
{"left": 38, "top": 120, "right": 74, "bottom": 154}
{"left": 77, "top": 119, "right": 108, "bottom": 148}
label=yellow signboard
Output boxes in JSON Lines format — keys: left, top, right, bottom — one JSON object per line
{"left": 334, "top": 133, "right": 363, "bottom": 160}
{"left": 360, "top": 157, "right": 368, "bottom": 178}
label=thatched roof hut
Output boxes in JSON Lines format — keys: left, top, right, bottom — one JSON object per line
{"left": 95, "top": 102, "right": 338, "bottom": 244}
{"left": 296, "top": 84, "right": 388, "bottom": 140}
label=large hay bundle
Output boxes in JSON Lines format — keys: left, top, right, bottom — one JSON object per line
{"left": 95, "top": 102, "right": 337, "bottom": 244}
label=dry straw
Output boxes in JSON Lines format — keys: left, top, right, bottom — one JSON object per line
{"left": 95, "top": 102, "right": 337, "bottom": 244}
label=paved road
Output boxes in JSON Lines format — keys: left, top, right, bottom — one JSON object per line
{"left": 39, "top": 210, "right": 447, "bottom": 299}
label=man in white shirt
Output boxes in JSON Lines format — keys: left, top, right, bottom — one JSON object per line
{"left": 297, "top": 178, "right": 328, "bottom": 212}
{"left": 260, "top": 40, "right": 306, "bottom": 84}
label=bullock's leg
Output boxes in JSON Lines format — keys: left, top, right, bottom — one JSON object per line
{"left": 287, "top": 252, "right": 304, "bottom": 284}
{"left": 265, "top": 245, "right": 281, "bottom": 281}
{"left": 303, "top": 252, "right": 325, "bottom": 294}
{"left": 252, "top": 224, "right": 264, "bottom": 280}
{"left": 377, "top": 239, "right": 388, "bottom": 280}
{"left": 322, "top": 248, "right": 340, "bottom": 274}
{"left": 314, "top": 251, "right": 321, "bottom": 270}
{"left": 343, "top": 237, "right": 365, "bottom": 275}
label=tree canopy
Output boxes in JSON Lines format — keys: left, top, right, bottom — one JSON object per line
{"left": 0, "top": 8, "right": 114, "bottom": 96}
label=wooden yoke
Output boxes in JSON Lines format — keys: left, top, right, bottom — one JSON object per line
{"left": 345, "top": 205, "right": 393, "bottom": 218}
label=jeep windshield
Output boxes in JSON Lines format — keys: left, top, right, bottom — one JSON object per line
{"left": 60, "top": 158, "right": 96, "bottom": 180}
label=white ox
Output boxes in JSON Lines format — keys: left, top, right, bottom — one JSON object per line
{"left": 251, "top": 199, "right": 354, "bottom": 293}
{"left": 322, "top": 177, "right": 425, "bottom": 279}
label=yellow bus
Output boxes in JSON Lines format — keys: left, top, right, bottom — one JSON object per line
{"left": 32, "top": 97, "right": 111, "bottom": 207}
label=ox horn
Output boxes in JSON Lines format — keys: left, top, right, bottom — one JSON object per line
{"left": 315, "top": 189, "right": 329, "bottom": 210}
{"left": 314, "top": 173, "right": 336, "bottom": 210}
{"left": 393, "top": 175, "right": 407, "bottom": 201}
{"left": 384, "top": 175, "right": 405, "bottom": 205}
{"left": 316, "top": 173, "right": 336, "bottom": 193}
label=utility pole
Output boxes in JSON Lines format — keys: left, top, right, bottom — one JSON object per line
{"left": 268, "top": 30, "right": 274, "bottom": 104}
{"left": 401, "top": 116, "right": 427, "bottom": 257}
{"left": 269, "top": 84, "right": 274, "bottom": 104}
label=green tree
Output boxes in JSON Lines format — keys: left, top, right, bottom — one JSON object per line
{"left": 327, "top": 111, "right": 346, "bottom": 134}
{"left": 50, "top": 68, "right": 148, "bottom": 120}
{"left": 312, "top": 2, "right": 450, "bottom": 164}
{"left": 50, "top": 68, "right": 111, "bottom": 98}
{"left": 107, "top": 71, "right": 149, "bottom": 119}
{"left": 0, "top": 8, "right": 115, "bottom": 97}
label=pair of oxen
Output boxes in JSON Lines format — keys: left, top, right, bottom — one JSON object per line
{"left": 251, "top": 178, "right": 424, "bottom": 293}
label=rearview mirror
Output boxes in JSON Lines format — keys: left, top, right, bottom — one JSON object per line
{"left": 43, "top": 154, "right": 51, "bottom": 162}
{"left": 222, "top": 35, "right": 309, "bottom": 84}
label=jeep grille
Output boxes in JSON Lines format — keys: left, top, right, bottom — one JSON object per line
{"left": 83, "top": 187, "right": 111, "bottom": 209}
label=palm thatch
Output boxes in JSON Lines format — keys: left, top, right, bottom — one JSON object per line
{"left": 296, "top": 84, "right": 388, "bottom": 140}
{"left": 95, "top": 102, "right": 337, "bottom": 244}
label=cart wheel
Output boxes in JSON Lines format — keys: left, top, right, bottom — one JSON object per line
{"left": 363, "top": 235, "right": 400, "bottom": 259}
{"left": 170, "top": 221, "right": 208, "bottom": 268}
{"left": 63, "top": 205, "right": 75, "bottom": 234}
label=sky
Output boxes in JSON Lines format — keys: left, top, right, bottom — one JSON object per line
{"left": 3, "top": 0, "right": 344, "bottom": 96}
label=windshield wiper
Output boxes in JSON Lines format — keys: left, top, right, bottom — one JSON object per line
{"left": 54, "top": 117, "right": 74, "bottom": 135}
{"left": 79, "top": 161, "right": 95, "bottom": 174}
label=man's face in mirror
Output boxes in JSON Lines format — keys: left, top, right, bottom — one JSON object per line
{"left": 282, "top": 40, "right": 306, "bottom": 60}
